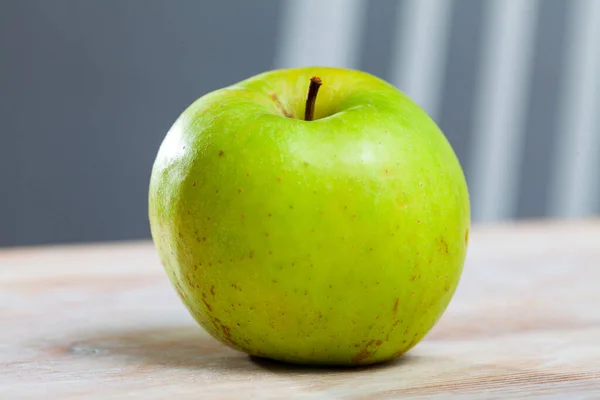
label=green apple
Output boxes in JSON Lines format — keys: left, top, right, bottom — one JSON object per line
{"left": 149, "top": 66, "right": 470, "bottom": 366}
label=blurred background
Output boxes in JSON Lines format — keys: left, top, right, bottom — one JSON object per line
{"left": 1, "top": 0, "right": 599, "bottom": 247}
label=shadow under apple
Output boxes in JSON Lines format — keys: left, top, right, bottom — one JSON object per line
{"left": 63, "top": 324, "right": 413, "bottom": 374}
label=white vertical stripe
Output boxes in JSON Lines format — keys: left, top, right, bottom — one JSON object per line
{"left": 468, "top": 0, "right": 539, "bottom": 222}
{"left": 549, "top": 0, "right": 600, "bottom": 218}
{"left": 390, "top": 0, "right": 452, "bottom": 119}
{"left": 274, "top": 0, "right": 366, "bottom": 69}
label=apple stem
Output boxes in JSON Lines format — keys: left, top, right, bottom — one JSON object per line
{"left": 304, "top": 76, "right": 322, "bottom": 121}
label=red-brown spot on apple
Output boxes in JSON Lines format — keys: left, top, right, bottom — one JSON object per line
{"left": 439, "top": 237, "right": 450, "bottom": 254}
{"left": 201, "top": 298, "right": 212, "bottom": 312}
{"left": 352, "top": 339, "right": 379, "bottom": 364}
{"left": 175, "top": 283, "right": 186, "bottom": 299}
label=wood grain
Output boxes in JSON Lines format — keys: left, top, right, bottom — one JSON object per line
{"left": 1, "top": 220, "right": 599, "bottom": 399}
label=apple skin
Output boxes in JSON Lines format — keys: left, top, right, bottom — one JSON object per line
{"left": 149, "top": 67, "right": 470, "bottom": 366}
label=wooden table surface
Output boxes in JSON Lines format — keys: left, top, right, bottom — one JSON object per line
{"left": 1, "top": 220, "right": 599, "bottom": 399}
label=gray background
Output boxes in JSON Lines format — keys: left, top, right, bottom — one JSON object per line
{"left": 0, "top": 0, "right": 597, "bottom": 247}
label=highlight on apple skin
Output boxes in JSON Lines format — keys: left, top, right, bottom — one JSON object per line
{"left": 148, "top": 66, "right": 470, "bottom": 366}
